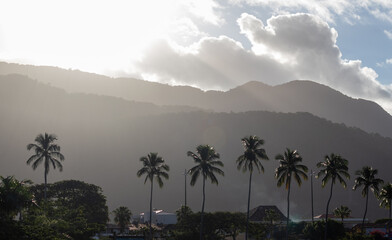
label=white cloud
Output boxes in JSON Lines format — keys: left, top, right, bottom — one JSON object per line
{"left": 387, "top": 59, "right": 392, "bottom": 64}
{"left": 179, "top": 0, "right": 224, "bottom": 26}
{"left": 134, "top": 13, "right": 392, "bottom": 113}
{"left": 229, "top": 0, "right": 392, "bottom": 24}
{"left": 385, "top": 30, "right": 392, "bottom": 40}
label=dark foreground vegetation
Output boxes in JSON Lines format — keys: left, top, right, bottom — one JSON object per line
{"left": 1, "top": 176, "right": 391, "bottom": 240}
{"left": 1, "top": 132, "right": 391, "bottom": 240}
{"left": 0, "top": 177, "right": 108, "bottom": 240}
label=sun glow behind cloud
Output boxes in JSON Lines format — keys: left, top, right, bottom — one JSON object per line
{"left": 0, "top": 0, "right": 186, "bottom": 74}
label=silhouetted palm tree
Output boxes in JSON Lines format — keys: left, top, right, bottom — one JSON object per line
{"left": 379, "top": 183, "right": 392, "bottom": 221}
{"left": 188, "top": 144, "right": 224, "bottom": 240}
{"left": 237, "top": 135, "right": 269, "bottom": 240}
{"left": 275, "top": 148, "right": 308, "bottom": 240}
{"left": 317, "top": 153, "right": 350, "bottom": 240}
{"left": 113, "top": 206, "right": 132, "bottom": 234}
{"left": 26, "top": 133, "right": 65, "bottom": 201}
{"left": 353, "top": 166, "right": 384, "bottom": 231}
{"left": 137, "top": 152, "right": 169, "bottom": 240}
{"left": 333, "top": 205, "right": 351, "bottom": 223}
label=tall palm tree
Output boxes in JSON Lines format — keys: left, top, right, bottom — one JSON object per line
{"left": 353, "top": 166, "right": 384, "bottom": 231}
{"left": 237, "top": 135, "right": 269, "bottom": 240}
{"left": 188, "top": 144, "right": 224, "bottom": 240}
{"left": 379, "top": 182, "right": 392, "bottom": 235}
{"left": 136, "top": 152, "right": 169, "bottom": 240}
{"left": 275, "top": 148, "right": 308, "bottom": 240}
{"left": 316, "top": 153, "right": 350, "bottom": 240}
{"left": 379, "top": 183, "right": 392, "bottom": 221}
{"left": 113, "top": 206, "right": 132, "bottom": 234}
{"left": 333, "top": 205, "right": 351, "bottom": 223}
{"left": 26, "top": 133, "right": 65, "bottom": 201}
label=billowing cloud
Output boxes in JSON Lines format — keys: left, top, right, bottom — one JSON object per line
{"left": 134, "top": 13, "right": 392, "bottom": 113}
{"left": 387, "top": 59, "right": 392, "bottom": 64}
{"left": 135, "top": 37, "right": 292, "bottom": 90}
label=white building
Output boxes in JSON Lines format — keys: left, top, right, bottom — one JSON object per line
{"left": 140, "top": 209, "right": 177, "bottom": 225}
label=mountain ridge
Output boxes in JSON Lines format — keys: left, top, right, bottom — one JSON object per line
{"left": 1, "top": 61, "right": 391, "bottom": 139}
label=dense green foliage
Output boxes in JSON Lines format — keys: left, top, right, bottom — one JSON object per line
{"left": 172, "top": 207, "right": 246, "bottom": 240}
{"left": 303, "top": 220, "right": 345, "bottom": 240}
{"left": 0, "top": 177, "right": 108, "bottom": 240}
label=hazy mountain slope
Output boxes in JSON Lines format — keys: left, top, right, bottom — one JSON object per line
{"left": 225, "top": 80, "right": 392, "bottom": 138}
{"left": 1, "top": 62, "right": 391, "bottom": 138}
{"left": 0, "top": 74, "right": 391, "bottom": 221}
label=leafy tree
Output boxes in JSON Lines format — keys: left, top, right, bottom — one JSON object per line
{"left": 0, "top": 176, "right": 33, "bottom": 220}
{"left": 188, "top": 144, "right": 224, "bottom": 240}
{"left": 303, "top": 220, "right": 345, "bottom": 240}
{"left": 379, "top": 183, "right": 392, "bottom": 220}
{"left": 316, "top": 153, "right": 350, "bottom": 240}
{"left": 353, "top": 166, "right": 384, "bottom": 231}
{"left": 31, "top": 180, "right": 109, "bottom": 226}
{"left": 333, "top": 205, "right": 351, "bottom": 223}
{"left": 236, "top": 135, "right": 269, "bottom": 240}
{"left": 264, "top": 209, "right": 280, "bottom": 239}
{"left": 214, "top": 212, "right": 246, "bottom": 240}
{"left": 275, "top": 148, "right": 308, "bottom": 240}
{"left": 173, "top": 211, "right": 245, "bottom": 240}
{"left": 113, "top": 206, "right": 132, "bottom": 233}
{"left": 26, "top": 133, "right": 65, "bottom": 201}
{"left": 136, "top": 152, "right": 169, "bottom": 240}
{"left": 248, "top": 222, "right": 267, "bottom": 240}
{"left": 176, "top": 205, "right": 193, "bottom": 223}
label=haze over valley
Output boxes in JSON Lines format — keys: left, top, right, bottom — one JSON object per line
{"left": 1, "top": 68, "right": 392, "bottom": 221}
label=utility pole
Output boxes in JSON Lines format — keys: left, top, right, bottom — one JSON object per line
{"left": 311, "top": 169, "right": 314, "bottom": 224}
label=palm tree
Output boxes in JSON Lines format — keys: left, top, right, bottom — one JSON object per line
{"left": 333, "top": 205, "right": 351, "bottom": 223}
{"left": 275, "top": 148, "right": 308, "bottom": 240}
{"left": 26, "top": 133, "right": 65, "bottom": 201}
{"left": 136, "top": 152, "right": 169, "bottom": 240}
{"left": 113, "top": 206, "right": 132, "bottom": 234}
{"left": 379, "top": 183, "right": 392, "bottom": 235}
{"left": 379, "top": 183, "right": 392, "bottom": 220}
{"left": 353, "top": 166, "right": 384, "bottom": 231}
{"left": 188, "top": 144, "right": 224, "bottom": 240}
{"left": 316, "top": 153, "right": 350, "bottom": 240}
{"left": 236, "top": 135, "right": 269, "bottom": 240}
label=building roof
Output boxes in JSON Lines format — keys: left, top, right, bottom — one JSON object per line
{"left": 249, "top": 205, "right": 288, "bottom": 222}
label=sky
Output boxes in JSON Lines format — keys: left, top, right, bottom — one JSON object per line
{"left": 1, "top": 0, "right": 392, "bottom": 113}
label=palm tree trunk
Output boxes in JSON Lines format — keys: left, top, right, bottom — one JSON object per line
{"left": 200, "top": 177, "right": 206, "bottom": 240}
{"left": 362, "top": 190, "right": 369, "bottom": 233}
{"left": 44, "top": 171, "right": 47, "bottom": 202}
{"left": 150, "top": 178, "right": 154, "bottom": 240}
{"left": 245, "top": 171, "right": 252, "bottom": 240}
{"left": 324, "top": 181, "right": 334, "bottom": 240}
{"left": 389, "top": 203, "right": 391, "bottom": 235}
{"left": 286, "top": 182, "right": 291, "bottom": 240}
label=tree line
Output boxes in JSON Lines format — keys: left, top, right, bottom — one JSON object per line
{"left": 1, "top": 132, "right": 392, "bottom": 240}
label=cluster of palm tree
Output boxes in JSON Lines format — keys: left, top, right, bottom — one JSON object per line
{"left": 135, "top": 135, "right": 392, "bottom": 240}
{"left": 24, "top": 132, "right": 392, "bottom": 240}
